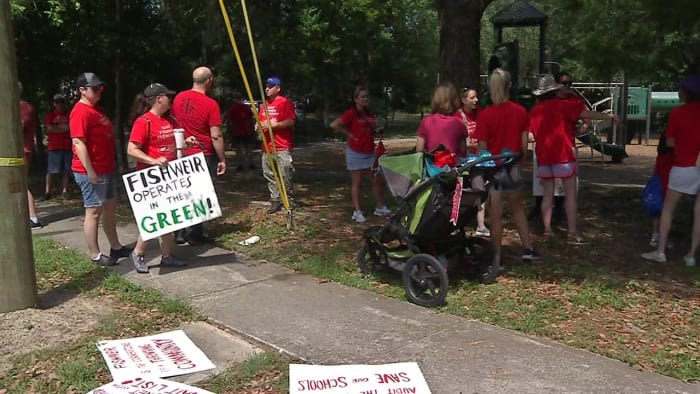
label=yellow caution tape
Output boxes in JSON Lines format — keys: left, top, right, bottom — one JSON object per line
{"left": 0, "top": 157, "right": 24, "bottom": 167}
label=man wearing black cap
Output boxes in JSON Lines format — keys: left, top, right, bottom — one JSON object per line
{"left": 258, "top": 76, "right": 297, "bottom": 214}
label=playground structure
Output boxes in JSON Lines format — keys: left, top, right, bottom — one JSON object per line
{"left": 487, "top": 1, "right": 684, "bottom": 163}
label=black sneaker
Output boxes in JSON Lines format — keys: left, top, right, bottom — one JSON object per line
{"left": 30, "top": 219, "right": 43, "bottom": 229}
{"left": 174, "top": 230, "right": 187, "bottom": 245}
{"left": 91, "top": 254, "right": 112, "bottom": 267}
{"left": 186, "top": 235, "right": 212, "bottom": 245}
{"left": 522, "top": 248, "right": 540, "bottom": 261}
{"left": 43, "top": 193, "right": 52, "bottom": 201}
{"left": 267, "top": 201, "right": 283, "bottom": 214}
{"left": 160, "top": 255, "right": 187, "bottom": 267}
{"left": 108, "top": 246, "right": 132, "bottom": 265}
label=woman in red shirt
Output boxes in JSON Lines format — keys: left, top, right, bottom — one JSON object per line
{"left": 331, "top": 85, "right": 389, "bottom": 223}
{"left": 642, "top": 75, "right": 700, "bottom": 266}
{"left": 456, "top": 87, "right": 489, "bottom": 237}
{"left": 70, "top": 72, "right": 131, "bottom": 266}
{"left": 127, "top": 83, "right": 190, "bottom": 273}
{"left": 473, "top": 68, "right": 538, "bottom": 267}
{"left": 529, "top": 75, "right": 617, "bottom": 244}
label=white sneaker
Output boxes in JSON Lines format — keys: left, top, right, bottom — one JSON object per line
{"left": 649, "top": 234, "right": 659, "bottom": 248}
{"left": 352, "top": 210, "right": 367, "bottom": 223}
{"left": 373, "top": 206, "right": 391, "bottom": 217}
{"left": 475, "top": 227, "right": 491, "bottom": 237}
{"left": 684, "top": 255, "right": 696, "bottom": 267}
{"left": 641, "top": 250, "right": 666, "bottom": 263}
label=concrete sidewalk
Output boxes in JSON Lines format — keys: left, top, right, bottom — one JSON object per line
{"left": 33, "top": 201, "right": 698, "bottom": 394}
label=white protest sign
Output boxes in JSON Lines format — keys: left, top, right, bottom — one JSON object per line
{"left": 122, "top": 153, "right": 222, "bottom": 241}
{"left": 289, "top": 362, "right": 432, "bottom": 394}
{"left": 96, "top": 330, "right": 216, "bottom": 379}
{"left": 87, "top": 375, "right": 215, "bottom": 394}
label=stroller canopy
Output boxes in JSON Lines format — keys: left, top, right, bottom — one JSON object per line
{"left": 379, "top": 152, "right": 424, "bottom": 198}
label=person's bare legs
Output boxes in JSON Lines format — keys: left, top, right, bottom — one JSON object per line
{"left": 61, "top": 172, "right": 69, "bottom": 194}
{"left": 370, "top": 170, "right": 385, "bottom": 209}
{"left": 133, "top": 235, "right": 147, "bottom": 256}
{"left": 45, "top": 173, "right": 53, "bottom": 196}
{"left": 686, "top": 193, "right": 700, "bottom": 259}
{"left": 657, "top": 189, "right": 682, "bottom": 252}
{"left": 540, "top": 179, "right": 555, "bottom": 235}
{"left": 561, "top": 176, "right": 578, "bottom": 235}
{"left": 506, "top": 191, "right": 532, "bottom": 249}
{"left": 101, "top": 198, "right": 124, "bottom": 250}
{"left": 350, "top": 169, "right": 363, "bottom": 211}
{"left": 84, "top": 206, "right": 103, "bottom": 258}
{"left": 159, "top": 233, "right": 175, "bottom": 258}
{"left": 476, "top": 203, "right": 488, "bottom": 231}
{"left": 488, "top": 190, "right": 503, "bottom": 263}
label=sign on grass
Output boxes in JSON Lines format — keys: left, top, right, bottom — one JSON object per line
{"left": 122, "top": 153, "right": 221, "bottom": 241}
{"left": 289, "top": 362, "right": 432, "bottom": 394}
{"left": 87, "top": 375, "right": 214, "bottom": 394}
{"left": 96, "top": 330, "right": 215, "bottom": 379}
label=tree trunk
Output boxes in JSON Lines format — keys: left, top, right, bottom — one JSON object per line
{"left": 0, "top": 0, "right": 38, "bottom": 312}
{"left": 435, "top": 0, "right": 492, "bottom": 91}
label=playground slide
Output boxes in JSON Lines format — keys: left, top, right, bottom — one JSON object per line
{"left": 576, "top": 133, "right": 628, "bottom": 161}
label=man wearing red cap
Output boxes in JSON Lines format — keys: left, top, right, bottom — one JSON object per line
{"left": 258, "top": 76, "right": 296, "bottom": 214}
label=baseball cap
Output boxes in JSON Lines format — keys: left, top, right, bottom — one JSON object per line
{"left": 265, "top": 76, "right": 282, "bottom": 86}
{"left": 76, "top": 72, "right": 104, "bottom": 88}
{"left": 52, "top": 93, "right": 65, "bottom": 101}
{"left": 680, "top": 75, "right": 700, "bottom": 96}
{"left": 144, "top": 83, "right": 176, "bottom": 98}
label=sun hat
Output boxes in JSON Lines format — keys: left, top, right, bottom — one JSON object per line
{"left": 532, "top": 74, "right": 563, "bottom": 96}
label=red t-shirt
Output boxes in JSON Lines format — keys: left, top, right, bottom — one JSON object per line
{"left": 340, "top": 107, "right": 376, "bottom": 153}
{"left": 473, "top": 100, "right": 528, "bottom": 157}
{"left": 44, "top": 110, "right": 72, "bottom": 151}
{"left": 129, "top": 112, "right": 178, "bottom": 170}
{"left": 225, "top": 102, "right": 254, "bottom": 137}
{"left": 455, "top": 108, "right": 478, "bottom": 154}
{"left": 20, "top": 100, "right": 37, "bottom": 154}
{"left": 416, "top": 113, "right": 465, "bottom": 155}
{"left": 69, "top": 101, "right": 116, "bottom": 175}
{"left": 528, "top": 98, "right": 585, "bottom": 165}
{"left": 172, "top": 90, "right": 222, "bottom": 156}
{"left": 665, "top": 102, "right": 700, "bottom": 167}
{"left": 258, "top": 95, "right": 296, "bottom": 152}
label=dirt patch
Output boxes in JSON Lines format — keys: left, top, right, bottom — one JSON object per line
{"left": 0, "top": 291, "right": 116, "bottom": 371}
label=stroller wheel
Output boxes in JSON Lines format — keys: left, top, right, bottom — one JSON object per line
{"left": 357, "top": 244, "right": 387, "bottom": 274}
{"left": 465, "top": 237, "right": 497, "bottom": 284}
{"left": 402, "top": 253, "right": 449, "bottom": 307}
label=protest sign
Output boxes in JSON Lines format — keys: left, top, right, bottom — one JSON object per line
{"left": 96, "top": 330, "right": 215, "bottom": 379}
{"left": 87, "top": 375, "right": 214, "bottom": 394}
{"left": 289, "top": 362, "right": 432, "bottom": 394}
{"left": 122, "top": 153, "right": 221, "bottom": 241}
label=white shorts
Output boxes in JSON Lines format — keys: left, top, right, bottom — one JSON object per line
{"left": 668, "top": 166, "right": 700, "bottom": 195}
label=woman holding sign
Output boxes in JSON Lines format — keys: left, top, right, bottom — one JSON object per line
{"left": 127, "top": 83, "right": 190, "bottom": 273}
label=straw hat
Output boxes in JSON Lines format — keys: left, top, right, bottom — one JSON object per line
{"left": 532, "top": 74, "right": 563, "bottom": 96}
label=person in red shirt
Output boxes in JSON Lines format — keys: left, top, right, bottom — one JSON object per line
{"left": 70, "top": 72, "right": 131, "bottom": 266}
{"left": 224, "top": 91, "right": 255, "bottom": 171}
{"left": 127, "top": 83, "right": 190, "bottom": 273}
{"left": 529, "top": 74, "right": 617, "bottom": 244}
{"left": 258, "top": 76, "right": 296, "bottom": 214}
{"left": 18, "top": 81, "right": 41, "bottom": 228}
{"left": 473, "top": 68, "right": 538, "bottom": 267}
{"left": 172, "top": 66, "right": 225, "bottom": 244}
{"left": 330, "top": 85, "right": 389, "bottom": 223}
{"left": 642, "top": 75, "right": 700, "bottom": 266}
{"left": 43, "top": 93, "right": 72, "bottom": 200}
{"left": 456, "top": 87, "right": 489, "bottom": 236}
{"left": 416, "top": 82, "right": 466, "bottom": 156}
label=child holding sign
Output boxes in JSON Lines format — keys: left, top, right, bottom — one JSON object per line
{"left": 127, "top": 83, "right": 192, "bottom": 273}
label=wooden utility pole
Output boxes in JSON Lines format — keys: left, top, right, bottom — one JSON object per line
{"left": 0, "top": 0, "right": 38, "bottom": 312}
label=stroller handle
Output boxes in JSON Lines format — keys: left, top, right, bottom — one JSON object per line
{"left": 456, "top": 151, "right": 522, "bottom": 173}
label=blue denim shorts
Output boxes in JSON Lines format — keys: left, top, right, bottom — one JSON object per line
{"left": 47, "top": 150, "right": 72, "bottom": 174}
{"left": 73, "top": 172, "right": 118, "bottom": 208}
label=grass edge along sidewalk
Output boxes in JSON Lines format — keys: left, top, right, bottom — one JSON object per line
{"left": 0, "top": 238, "right": 292, "bottom": 394}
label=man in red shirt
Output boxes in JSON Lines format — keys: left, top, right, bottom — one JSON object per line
{"left": 18, "top": 81, "right": 41, "bottom": 228}
{"left": 224, "top": 90, "right": 255, "bottom": 171}
{"left": 258, "top": 76, "right": 296, "bottom": 214}
{"left": 172, "top": 66, "right": 225, "bottom": 243}
{"left": 44, "top": 93, "right": 72, "bottom": 200}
